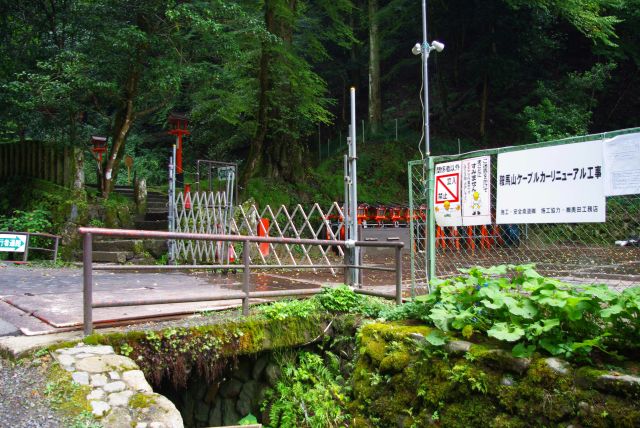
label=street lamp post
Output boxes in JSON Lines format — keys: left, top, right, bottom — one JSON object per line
{"left": 412, "top": 0, "right": 444, "bottom": 289}
{"left": 412, "top": 0, "right": 444, "bottom": 157}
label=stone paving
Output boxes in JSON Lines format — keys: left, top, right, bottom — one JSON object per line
{"left": 52, "top": 343, "right": 183, "bottom": 427}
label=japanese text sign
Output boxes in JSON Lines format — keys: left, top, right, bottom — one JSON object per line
{"left": 0, "top": 233, "right": 27, "bottom": 253}
{"left": 434, "top": 161, "right": 462, "bottom": 227}
{"left": 603, "top": 132, "right": 640, "bottom": 196}
{"left": 461, "top": 156, "right": 491, "bottom": 226}
{"left": 496, "top": 140, "right": 605, "bottom": 224}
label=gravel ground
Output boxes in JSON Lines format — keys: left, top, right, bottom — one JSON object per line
{"left": 0, "top": 357, "right": 64, "bottom": 428}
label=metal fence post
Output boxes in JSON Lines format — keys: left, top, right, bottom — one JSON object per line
{"left": 83, "top": 232, "right": 93, "bottom": 335}
{"left": 395, "top": 245, "right": 403, "bottom": 305}
{"left": 22, "top": 234, "right": 30, "bottom": 262}
{"left": 242, "top": 240, "right": 250, "bottom": 315}
{"left": 52, "top": 235, "right": 59, "bottom": 263}
{"left": 426, "top": 157, "right": 436, "bottom": 286}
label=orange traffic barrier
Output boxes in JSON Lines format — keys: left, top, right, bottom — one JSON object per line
{"left": 466, "top": 226, "right": 475, "bottom": 251}
{"left": 258, "top": 218, "right": 270, "bottom": 256}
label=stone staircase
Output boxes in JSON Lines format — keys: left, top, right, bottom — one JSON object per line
{"left": 91, "top": 186, "right": 169, "bottom": 264}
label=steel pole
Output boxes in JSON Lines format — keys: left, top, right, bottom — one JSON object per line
{"left": 242, "top": 241, "right": 250, "bottom": 315}
{"left": 395, "top": 245, "right": 403, "bottom": 305}
{"left": 422, "top": 0, "right": 430, "bottom": 156}
{"left": 349, "top": 87, "right": 359, "bottom": 286}
{"left": 83, "top": 232, "right": 93, "bottom": 335}
{"left": 343, "top": 153, "right": 350, "bottom": 284}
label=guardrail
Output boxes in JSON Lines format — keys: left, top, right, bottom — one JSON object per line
{"left": 79, "top": 227, "right": 405, "bottom": 335}
{"left": 0, "top": 231, "right": 61, "bottom": 263}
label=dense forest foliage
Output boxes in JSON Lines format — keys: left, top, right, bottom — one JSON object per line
{"left": 1, "top": 0, "right": 638, "bottom": 201}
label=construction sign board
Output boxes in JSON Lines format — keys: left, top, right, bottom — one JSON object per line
{"left": 461, "top": 156, "right": 491, "bottom": 226}
{"left": 496, "top": 140, "right": 605, "bottom": 224}
{"left": 434, "top": 161, "right": 462, "bottom": 227}
{"left": 0, "top": 233, "right": 27, "bottom": 253}
{"left": 603, "top": 132, "right": 640, "bottom": 196}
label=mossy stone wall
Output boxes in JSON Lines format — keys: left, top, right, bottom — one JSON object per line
{"left": 352, "top": 322, "right": 640, "bottom": 428}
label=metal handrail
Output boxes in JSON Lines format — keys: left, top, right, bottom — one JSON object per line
{"left": 78, "top": 227, "right": 404, "bottom": 335}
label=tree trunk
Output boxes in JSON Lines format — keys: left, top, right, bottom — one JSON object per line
{"left": 239, "top": 3, "right": 273, "bottom": 191}
{"left": 102, "top": 70, "right": 139, "bottom": 198}
{"left": 368, "top": 0, "right": 382, "bottom": 134}
{"left": 241, "top": 0, "right": 304, "bottom": 190}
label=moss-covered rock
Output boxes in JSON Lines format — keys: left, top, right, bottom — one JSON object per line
{"left": 352, "top": 321, "right": 640, "bottom": 428}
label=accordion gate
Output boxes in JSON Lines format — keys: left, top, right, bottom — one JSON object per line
{"left": 172, "top": 194, "right": 346, "bottom": 275}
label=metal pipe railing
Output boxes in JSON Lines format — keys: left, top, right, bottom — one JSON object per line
{"left": 79, "top": 227, "right": 404, "bottom": 335}
{"left": 0, "top": 230, "right": 61, "bottom": 263}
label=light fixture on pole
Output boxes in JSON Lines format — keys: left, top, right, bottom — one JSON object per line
{"left": 412, "top": 0, "right": 444, "bottom": 157}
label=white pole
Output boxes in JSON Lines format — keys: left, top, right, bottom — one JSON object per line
{"left": 422, "top": 0, "right": 430, "bottom": 156}
{"left": 350, "top": 87, "right": 359, "bottom": 286}
{"left": 395, "top": 119, "right": 398, "bottom": 141}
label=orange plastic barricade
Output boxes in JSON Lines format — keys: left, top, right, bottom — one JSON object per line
{"left": 451, "top": 227, "right": 460, "bottom": 251}
{"left": 257, "top": 218, "right": 270, "bottom": 256}
{"left": 228, "top": 244, "right": 236, "bottom": 263}
{"left": 184, "top": 183, "right": 192, "bottom": 210}
{"left": 466, "top": 226, "right": 475, "bottom": 251}
{"left": 493, "top": 225, "right": 503, "bottom": 246}
{"left": 436, "top": 226, "right": 445, "bottom": 249}
{"left": 481, "top": 225, "right": 490, "bottom": 249}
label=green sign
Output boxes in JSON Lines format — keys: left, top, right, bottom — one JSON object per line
{"left": 0, "top": 233, "right": 27, "bottom": 252}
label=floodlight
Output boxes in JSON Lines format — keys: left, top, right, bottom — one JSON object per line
{"left": 431, "top": 40, "right": 445, "bottom": 53}
{"left": 411, "top": 43, "right": 422, "bottom": 56}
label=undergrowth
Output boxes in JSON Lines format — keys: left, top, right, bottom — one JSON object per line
{"left": 381, "top": 264, "right": 640, "bottom": 361}
{"left": 263, "top": 351, "right": 351, "bottom": 428}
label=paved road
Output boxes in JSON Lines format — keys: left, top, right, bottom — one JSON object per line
{"left": 0, "top": 263, "right": 356, "bottom": 336}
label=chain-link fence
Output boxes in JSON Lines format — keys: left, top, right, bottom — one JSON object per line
{"left": 409, "top": 128, "right": 640, "bottom": 292}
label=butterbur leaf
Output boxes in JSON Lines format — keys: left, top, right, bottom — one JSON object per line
{"left": 487, "top": 322, "right": 525, "bottom": 342}
{"left": 539, "top": 338, "right": 563, "bottom": 355}
{"left": 523, "top": 268, "right": 542, "bottom": 279}
{"left": 481, "top": 299, "right": 504, "bottom": 310}
{"left": 541, "top": 318, "right": 560, "bottom": 331}
{"left": 505, "top": 297, "right": 538, "bottom": 319}
{"left": 600, "top": 304, "right": 624, "bottom": 318}
{"left": 429, "top": 307, "right": 452, "bottom": 331}
{"left": 425, "top": 330, "right": 448, "bottom": 346}
{"left": 512, "top": 343, "right": 536, "bottom": 358}
{"left": 582, "top": 285, "right": 617, "bottom": 302}
{"left": 478, "top": 265, "right": 508, "bottom": 275}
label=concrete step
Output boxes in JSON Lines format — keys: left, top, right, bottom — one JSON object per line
{"left": 145, "top": 211, "right": 168, "bottom": 221}
{"left": 147, "top": 201, "right": 168, "bottom": 209}
{"left": 135, "top": 220, "right": 168, "bottom": 231}
{"left": 93, "top": 239, "right": 142, "bottom": 252}
{"left": 91, "top": 239, "right": 167, "bottom": 258}
{"left": 91, "top": 251, "right": 133, "bottom": 264}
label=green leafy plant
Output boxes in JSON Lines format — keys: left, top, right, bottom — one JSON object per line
{"left": 383, "top": 264, "right": 640, "bottom": 361}
{"left": 316, "top": 284, "right": 361, "bottom": 313}
{"left": 0, "top": 209, "right": 52, "bottom": 233}
{"left": 262, "top": 351, "right": 350, "bottom": 428}
{"left": 237, "top": 413, "right": 258, "bottom": 425}
{"left": 258, "top": 298, "right": 319, "bottom": 321}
